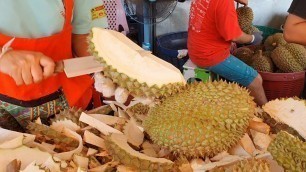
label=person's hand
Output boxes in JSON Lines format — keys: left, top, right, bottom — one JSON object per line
{"left": 0, "top": 50, "right": 55, "bottom": 85}
{"left": 250, "top": 32, "right": 263, "bottom": 45}
{"left": 235, "top": 0, "right": 248, "bottom": 6}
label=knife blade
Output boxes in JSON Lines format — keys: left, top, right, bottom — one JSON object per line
{"left": 54, "top": 56, "right": 104, "bottom": 78}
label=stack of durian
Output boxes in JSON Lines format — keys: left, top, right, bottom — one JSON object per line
{"left": 236, "top": 7, "right": 306, "bottom": 73}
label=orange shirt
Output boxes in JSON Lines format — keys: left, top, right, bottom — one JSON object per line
{"left": 188, "top": 0, "right": 242, "bottom": 67}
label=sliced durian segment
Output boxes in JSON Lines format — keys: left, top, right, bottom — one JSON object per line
{"left": 267, "top": 131, "right": 306, "bottom": 171}
{"left": 105, "top": 133, "right": 174, "bottom": 171}
{"left": 211, "top": 159, "right": 270, "bottom": 172}
{"left": 144, "top": 81, "right": 256, "bottom": 158}
{"left": 262, "top": 98, "right": 306, "bottom": 139}
{"left": 90, "top": 28, "right": 186, "bottom": 98}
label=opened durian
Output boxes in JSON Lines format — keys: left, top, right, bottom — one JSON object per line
{"left": 267, "top": 131, "right": 306, "bottom": 171}
{"left": 89, "top": 28, "right": 186, "bottom": 98}
{"left": 262, "top": 98, "right": 306, "bottom": 140}
{"left": 264, "top": 33, "right": 287, "bottom": 51}
{"left": 144, "top": 81, "right": 256, "bottom": 158}
{"left": 104, "top": 133, "right": 174, "bottom": 171}
{"left": 211, "top": 159, "right": 270, "bottom": 172}
{"left": 251, "top": 50, "right": 274, "bottom": 72}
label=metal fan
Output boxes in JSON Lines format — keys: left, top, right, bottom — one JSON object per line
{"left": 124, "top": 0, "right": 180, "bottom": 51}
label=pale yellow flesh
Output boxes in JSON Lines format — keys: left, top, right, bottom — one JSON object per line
{"left": 92, "top": 27, "right": 185, "bottom": 87}
{"left": 263, "top": 98, "right": 306, "bottom": 139}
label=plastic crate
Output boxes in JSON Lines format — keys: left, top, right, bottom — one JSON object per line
{"left": 254, "top": 25, "right": 283, "bottom": 41}
{"left": 156, "top": 32, "right": 188, "bottom": 72}
{"left": 259, "top": 71, "right": 305, "bottom": 101}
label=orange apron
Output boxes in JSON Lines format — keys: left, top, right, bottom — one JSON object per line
{"left": 0, "top": 0, "right": 93, "bottom": 109}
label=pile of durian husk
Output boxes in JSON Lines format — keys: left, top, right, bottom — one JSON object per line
{"left": 1, "top": 86, "right": 305, "bottom": 172}
{"left": 1, "top": 28, "right": 305, "bottom": 172}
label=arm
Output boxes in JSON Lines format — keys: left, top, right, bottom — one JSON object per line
{"left": 232, "top": 32, "right": 253, "bottom": 44}
{"left": 72, "top": 33, "right": 90, "bottom": 57}
{"left": 283, "top": 14, "right": 306, "bottom": 45}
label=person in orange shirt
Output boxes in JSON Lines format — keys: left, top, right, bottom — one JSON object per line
{"left": 0, "top": 0, "right": 108, "bottom": 131}
{"left": 188, "top": 0, "right": 267, "bottom": 106}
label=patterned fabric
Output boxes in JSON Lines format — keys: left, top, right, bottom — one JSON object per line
{"left": 0, "top": 94, "right": 69, "bottom": 131}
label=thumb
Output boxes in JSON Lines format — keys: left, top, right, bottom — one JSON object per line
{"left": 40, "top": 56, "right": 55, "bottom": 78}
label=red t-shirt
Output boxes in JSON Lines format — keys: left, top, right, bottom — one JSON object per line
{"left": 187, "top": 0, "right": 242, "bottom": 67}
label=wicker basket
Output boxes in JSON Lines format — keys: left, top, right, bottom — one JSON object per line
{"left": 259, "top": 71, "right": 305, "bottom": 101}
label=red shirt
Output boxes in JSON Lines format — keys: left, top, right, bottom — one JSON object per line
{"left": 188, "top": 0, "right": 242, "bottom": 67}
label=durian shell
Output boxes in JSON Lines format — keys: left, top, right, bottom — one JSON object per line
{"left": 271, "top": 46, "right": 304, "bottom": 72}
{"left": 104, "top": 133, "right": 174, "bottom": 171}
{"left": 232, "top": 47, "right": 254, "bottom": 65}
{"left": 211, "top": 159, "right": 270, "bottom": 172}
{"left": 144, "top": 81, "right": 256, "bottom": 158}
{"left": 264, "top": 33, "right": 287, "bottom": 51}
{"left": 89, "top": 30, "right": 186, "bottom": 99}
{"left": 267, "top": 131, "right": 306, "bottom": 171}
{"left": 285, "top": 43, "right": 306, "bottom": 69}
{"left": 251, "top": 50, "right": 274, "bottom": 72}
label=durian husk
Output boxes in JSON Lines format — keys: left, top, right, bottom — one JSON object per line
{"left": 236, "top": 6, "right": 254, "bottom": 26}
{"left": 104, "top": 133, "right": 174, "bottom": 171}
{"left": 210, "top": 159, "right": 270, "bottom": 172}
{"left": 51, "top": 108, "right": 84, "bottom": 128}
{"left": 126, "top": 103, "right": 150, "bottom": 123}
{"left": 144, "top": 81, "right": 256, "bottom": 158}
{"left": 267, "top": 131, "right": 306, "bottom": 171}
{"left": 284, "top": 43, "right": 306, "bottom": 69}
{"left": 89, "top": 29, "right": 186, "bottom": 99}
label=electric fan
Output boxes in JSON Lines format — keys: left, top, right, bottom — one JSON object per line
{"left": 124, "top": 0, "right": 181, "bottom": 51}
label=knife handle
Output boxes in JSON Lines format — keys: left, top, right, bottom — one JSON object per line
{"left": 54, "top": 61, "right": 64, "bottom": 73}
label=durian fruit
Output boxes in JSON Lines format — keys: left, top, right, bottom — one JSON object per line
{"left": 262, "top": 98, "right": 306, "bottom": 140}
{"left": 126, "top": 103, "right": 150, "bottom": 123}
{"left": 267, "top": 131, "right": 306, "bottom": 171}
{"left": 264, "top": 33, "right": 287, "bottom": 51}
{"left": 211, "top": 159, "right": 270, "bottom": 172}
{"left": 236, "top": 6, "right": 259, "bottom": 34}
{"left": 89, "top": 28, "right": 186, "bottom": 98}
{"left": 232, "top": 47, "right": 254, "bottom": 65}
{"left": 143, "top": 81, "right": 256, "bottom": 158}
{"left": 104, "top": 133, "right": 174, "bottom": 171}
{"left": 251, "top": 50, "right": 274, "bottom": 72}
{"left": 51, "top": 108, "right": 83, "bottom": 125}
{"left": 271, "top": 45, "right": 304, "bottom": 72}
{"left": 285, "top": 43, "right": 306, "bottom": 69}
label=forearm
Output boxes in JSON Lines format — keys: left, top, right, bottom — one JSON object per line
{"left": 284, "top": 14, "right": 306, "bottom": 45}
{"left": 232, "top": 32, "right": 253, "bottom": 44}
{"left": 72, "top": 34, "right": 90, "bottom": 57}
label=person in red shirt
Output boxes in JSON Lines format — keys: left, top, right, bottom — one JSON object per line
{"left": 188, "top": 0, "right": 267, "bottom": 106}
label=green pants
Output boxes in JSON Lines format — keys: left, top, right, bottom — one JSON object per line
{"left": 0, "top": 93, "right": 68, "bottom": 132}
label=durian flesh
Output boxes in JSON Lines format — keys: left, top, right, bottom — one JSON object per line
{"left": 144, "top": 81, "right": 256, "bottom": 158}
{"left": 90, "top": 28, "right": 186, "bottom": 98}
{"left": 262, "top": 98, "right": 306, "bottom": 139}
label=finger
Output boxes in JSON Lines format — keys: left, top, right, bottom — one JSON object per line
{"left": 10, "top": 68, "right": 24, "bottom": 86}
{"left": 21, "top": 64, "right": 34, "bottom": 85}
{"left": 31, "top": 63, "right": 44, "bottom": 83}
{"left": 40, "top": 55, "right": 55, "bottom": 78}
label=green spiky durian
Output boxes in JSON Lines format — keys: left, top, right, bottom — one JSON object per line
{"left": 267, "top": 131, "right": 306, "bottom": 171}
{"left": 264, "top": 33, "right": 287, "bottom": 51}
{"left": 143, "top": 81, "right": 256, "bottom": 158}
{"left": 89, "top": 28, "right": 186, "bottom": 98}
{"left": 126, "top": 103, "right": 150, "bottom": 123}
{"left": 105, "top": 133, "right": 174, "bottom": 171}
{"left": 233, "top": 47, "right": 254, "bottom": 65}
{"left": 236, "top": 7, "right": 259, "bottom": 34}
{"left": 51, "top": 107, "right": 83, "bottom": 126}
{"left": 251, "top": 50, "right": 274, "bottom": 72}
{"left": 271, "top": 46, "right": 304, "bottom": 72}
{"left": 211, "top": 159, "right": 270, "bottom": 172}
{"left": 285, "top": 43, "right": 306, "bottom": 69}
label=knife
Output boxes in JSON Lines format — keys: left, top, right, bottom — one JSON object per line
{"left": 54, "top": 56, "right": 104, "bottom": 78}
{"left": 54, "top": 50, "right": 152, "bottom": 78}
